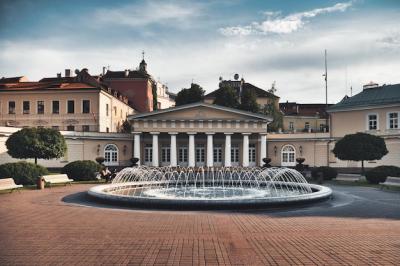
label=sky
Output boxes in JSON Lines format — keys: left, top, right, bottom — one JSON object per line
{"left": 1, "top": 0, "right": 400, "bottom": 103}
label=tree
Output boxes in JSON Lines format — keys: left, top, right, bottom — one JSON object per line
{"left": 6, "top": 128, "right": 67, "bottom": 164}
{"left": 332, "top": 132, "right": 388, "bottom": 174}
{"left": 213, "top": 84, "right": 239, "bottom": 108}
{"left": 261, "top": 103, "right": 283, "bottom": 132}
{"left": 175, "top": 83, "right": 205, "bottom": 106}
{"left": 120, "top": 119, "right": 131, "bottom": 133}
{"left": 240, "top": 89, "right": 260, "bottom": 113}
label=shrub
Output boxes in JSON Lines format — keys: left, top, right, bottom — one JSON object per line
{"left": 311, "top": 166, "right": 338, "bottom": 181}
{"left": 62, "top": 160, "right": 101, "bottom": 181}
{"left": 365, "top": 165, "right": 400, "bottom": 184}
{"left": 0, "top": 161, "right": 49, "bottom": 185}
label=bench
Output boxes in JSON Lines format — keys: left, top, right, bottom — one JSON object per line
{"left": 0, "top": 178, "right": 23, "bottom": 192}
{"left": 380, "top": 176, "right": 400, "bottom": 189}
{"left": 42, "top": 174, "right": 74, "bottom": 187}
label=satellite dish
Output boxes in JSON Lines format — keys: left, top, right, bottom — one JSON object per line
{"left": 234, "top": 73, "right": 239, "bottom": 80}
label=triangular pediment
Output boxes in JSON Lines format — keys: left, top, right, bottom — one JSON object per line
{"left": 128, "top": 103, "right": 271, "bottom": 121}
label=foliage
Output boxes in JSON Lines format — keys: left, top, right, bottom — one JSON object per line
{"left": 6, "top": 128, "right": 67, "bottom": 164}
{"left": 175, "top": 83, "right": 205, "bottom": 106}
{"left": 365, "top": 165, "right": 400, "bottom": 184}
{"left": 261, "top": 103, "right": 283, "bottom": 132}
{"left": 332, "top": 132, "right": 388, "bottom": 174}
{"left": 62, "top": 160, "right": 101, "bottom": 181}
{"left": 311, "top": 166, "right": 338, "bottom": 181}
{"left": 0, "top": 161, "right": 48, "bottom": 185}
{"left": 120, "top": 119, "right": 131, "bottom": 133}
{"left": 213, "top": 84, "right": 239, "bottom": 108}
{"left": 240, "top": 89, "right": 260, "bottom": 113}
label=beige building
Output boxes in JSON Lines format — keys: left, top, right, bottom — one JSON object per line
{"left": 129, "top": 103, "right": 271, "bottom": 167}
{"left": 0, "top": 69, "right": 135, "bottom": 133}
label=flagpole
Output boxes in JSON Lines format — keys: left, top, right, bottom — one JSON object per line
{"left": 324, "top": 49, "right": 328, "bottom": 131}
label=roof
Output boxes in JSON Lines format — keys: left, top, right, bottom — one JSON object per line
{"left": 205, "top": 80, "right": 279, "bottom": 99}
{"left": 328, "top": 83, "right": 400, "bottom": 112}
{"left": 102, "top": 70, "right": 150, "bottom": 79}
{"left": 128, "top": 102, "right": 273, "bottom": 121}
{"left": 280, "top": 102, "right": 332, "bottom": 118}
{"left": 0, "top": 82, "right": 99, "bottom": 91}
{"left": 0, "top": 76, "right": 27, "bottom": 83}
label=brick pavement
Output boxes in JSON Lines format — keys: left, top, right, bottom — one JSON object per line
{"left": 0, "top": 185, "right": 399, "bottom": 265}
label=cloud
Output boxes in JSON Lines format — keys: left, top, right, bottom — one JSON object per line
{"left": 220, "top": 1, "right": 353, "bottom": 36}
{"left": 93, "top": 0, "right": 200, "bottom": 28}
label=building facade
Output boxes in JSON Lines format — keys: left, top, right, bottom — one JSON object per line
{"left": 0, "top": 69, "right": 135, "bottom": 132}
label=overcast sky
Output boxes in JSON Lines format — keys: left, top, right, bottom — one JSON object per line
{"left": 1, "top": 0, "right": 399, "bottom": 103}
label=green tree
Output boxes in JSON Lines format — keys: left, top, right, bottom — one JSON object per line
{"left": 332, "top": 132, "right": 388, "bottom": 174}
{"left": 213, "top": 84, "right": 239, "bottom": 108}
{"left": 120, "top": 119, "right": 131, "bottom": 133}
{"left": 261, "top": 103, "right": 283, "bottom": 132}
{"left": 6, "top": 128, "right": 67, "bottom": 164}
{"left": 240, "top": 89, "right": 260, "bottom": 113}
{"left": 175, "top": 83, "right": 205, "bottom": 106}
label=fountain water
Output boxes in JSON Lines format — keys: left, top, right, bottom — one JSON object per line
{"left": 88, "top": 166, "right": 332, "bottom": 208}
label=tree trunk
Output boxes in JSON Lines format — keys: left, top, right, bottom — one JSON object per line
{"left": 361, "top": 160, "right": 364, "bottom": 176}
{"left": 35, "top": 157, "right": 37, "bottom": 165}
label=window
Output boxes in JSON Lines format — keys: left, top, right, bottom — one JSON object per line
{"left": 23, "top": 101, "right": 30, "bottom": 114}
{"left": 281, "top": 145, "right": 296, "bottom": 166}
{"left": 305, "top": 122, "right": 310, "bottom": 130}
{"left": 66, "top": 125, "right": 75, "bottom": 131}
{"left": 106, "top": 104, "right": 109, "bottom": 116}
{"left": 52, "top": 101, "right": 59, "bottom": 114}
{"left": 249, "top": 144, "right": 256, "bottom": 163}
{"left": 320, "top": 124, "right": 325, "bottom": 132}
{"left": 368, "top": 114, "right": 378, "bottom": 130}
{"left": 289, "top": 122, "right": 294, "bottom": 131}
{"left": 145, "top": 144, "right": 153, "bottom": 163}
{"left": 388, "top": 112, "right": 399, "bottom": 129}
{"left": 157, "top": 102, "right": 161, "bottom": 109}
{"left": 82, "top": 100, "right": 90, "bottom": 113}
{"left": 67, "top": 100, "right": 74, "bottom": 114}
{"left": 52, "top": 126, "right": 59, "bottom": 130}
{"left": 213, "top": 144, "right": 222, "bottom": 163}
{"left": 179, "top": 146, "right": 188, "bottom": 164}
{"left": 231, "top": 144, "right": 239, "bottom": 163}
{"left": 104, "top": 144, "right": 118, "bottom": 166}
{"left": 37, "top": 101, "right": 44, "bottom": 114}
{"left": 161, "top": 145, "right": 171, "bottom": 163}
{"left": 82, "top": 125, "right": 90, "bottom": 132}
{"left": 106, "top": 127, "right": 109, "bottom": 133}
{"left": 196, "top": 144, "right": 205, "bottom": 163}
{"left": 114, "top": 106, "right": 117, "bottom": 116}
{"left": 8, "top": 101, "right": 15, "bottom": 114}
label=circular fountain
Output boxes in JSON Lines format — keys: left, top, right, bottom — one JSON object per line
{"left": 88, "top": 166, "right": 332, "bottom": 209}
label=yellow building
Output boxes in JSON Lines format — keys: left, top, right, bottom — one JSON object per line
{"left": 0, "top": 69, "right": 135, "bottom": 133}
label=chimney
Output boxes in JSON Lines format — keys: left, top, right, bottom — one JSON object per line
{"left": 102, "top": 67, "right": 106, "bottom": 75}
{"left": 57, "top": 73, "right": 61, "bottom": 78}
{"left": 65, "top": 69, "right": 71, "bottom": 77}
{"left": 125, "top": 69, "right": 129, "bottom": 77}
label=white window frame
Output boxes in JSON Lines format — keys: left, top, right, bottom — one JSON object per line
{"left": 104, "top": 144, "right": 119, "bottom": 166}
{"left": 289, "top": 121, "right": 294, "bottom": 131}
{"left": 195, "top": 144, "right": 205, "bottom": 166}
{"left": 281, "top": 145, "right": 296, "bottom": 167}
{"left": 366, "top": 113, "right": 379, "bottom": 131}
{"left": 213, "top": 144, "right": 223, "bottom": 165}
{"left": 231, "top": 144, "right": 239, "bottom": 166}
{"left": 249, "top": 144, "right": 256, "bottom": 167}
{"left": 144, "top": 144, "right": 153, "bottom": 165}
{"left": 178, "top": 146, "right": 188, "bottom": 166}
{"left": 386, "top": 111, "right": 399, "bottom": 130}
{"left": 161, "top": 145, "right": 171, "bottom": 165}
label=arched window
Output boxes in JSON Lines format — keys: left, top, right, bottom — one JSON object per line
{"left": 281, "top": 145, "right": 296, "bottom": 167}
{"left": 104, "top": 144, "right": 119, "bottom": 166}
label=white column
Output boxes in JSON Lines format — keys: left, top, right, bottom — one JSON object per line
{"left": 188, "top": 132, "right": 196, "bottom": 167}
{"left": 260, "top": 134, "right": 267, "bottom": 166}
{"left": 169, "top": 132, "right": 177, "bottom": 167}
{"left": 206, "top": 133, "right": 214, "bottom": 167}
{"left": 133, "top": 133, "right": 141, "bottom": 165}
{"left": 151, "top": 132, "right": 159, "bottom": 167}
{"left": 242, "top": 133, "right": 250, "bottom": 167}
{"left": 224, "top": 133, "right": 232, "bottom": 167}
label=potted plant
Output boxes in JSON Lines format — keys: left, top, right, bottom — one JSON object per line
{"left": 95, "top": 156, "right": 105, "bottom": 165}
{"left": 130, "top": 157, "right": 139, "bottom": 167}
{"left": 262, "top": 158, "right": 272, "bottom": 168}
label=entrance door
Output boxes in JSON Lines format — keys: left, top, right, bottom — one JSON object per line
{"left": 281, "top": 145, "right": 296, "bottom": 167}
{"left": 178, "top": 146, "right": 188, "bottom": 167}
{"left": 213, "top": 144, "right": 222, "bottom": 167}
{"left": 196, "top": 144, "right": 205, "bottom": 167}
{"left": 249, "top": 144, "right": 256, "bottom": 167}
{"left": 231, "top": 144, "right": 239, "bottom": 166}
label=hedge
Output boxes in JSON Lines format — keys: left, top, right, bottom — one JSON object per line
{"left": 0, "top": 161, "right": 49, "bottom": 185}
{"left": 311, "top": 166, "right": 338, "bottom": 181}
{"left": 62, "top": 160, "right": 101, "bottom": 181}
{"left": 365, "top": 165, "right": 400, "bottom": 184}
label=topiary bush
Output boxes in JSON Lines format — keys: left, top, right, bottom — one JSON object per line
{"left": 365, "top": 165, "right": 400, "bottom": 184}
{"left": 62, "top": 160, "right": 101, "bottom": 181}
{"left": 0, "top": 161, "right": 49, "bottom": 185}
{"left": 311, "top": 166, "right": 338, "bottom": 181}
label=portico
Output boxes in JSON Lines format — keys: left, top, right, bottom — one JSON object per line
{"left": 129, "top": 103, "right": 272, "bottom": 167}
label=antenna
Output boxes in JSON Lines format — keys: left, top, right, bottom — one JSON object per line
{"left": 142, "top": 50, "right": 145, "bottom": 60}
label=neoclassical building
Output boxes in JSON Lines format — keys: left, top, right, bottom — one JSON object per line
{"left": 129, "top": 103, "right": 272, "bottom": 167}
